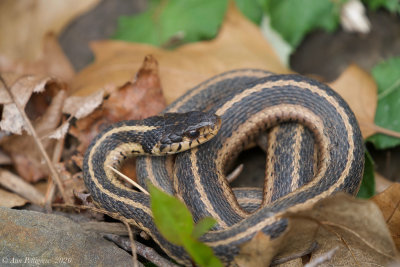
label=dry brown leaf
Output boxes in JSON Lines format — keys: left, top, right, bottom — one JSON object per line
{"left": 0, "top": 34, "right": 75, "bottom": 83}
{"left": 270, "top": 194, "right": 398, "bottom": 266}
{"left": 0, "top": 80, "right": 67, "bottom": 182}
{"left": 0, "top": 0, "right": 99, "bottom": 61}
{"left": 48, "top": 121, "right": 70, "bottom": 140}
{"left": 55, "top": 164, "right": 86, "bottom": 205}
{"left": 0, "top": 74, "right": 64, "bottom": 134}
{"left": 372, "top": 183, "right": 400, "bottom": 250}
{"left": 235, "top": 231, "right": 286, "bottom": 267}
{"left": 69, "top": 55, "right": 167, "bottom": 153}
{"left": 0, "top": 168, "right": 45, "bottom": 204}
{"left": 328, "top": 64, "right": 377, "bottom": 138}
{"left": 63, "top": 90, "right": 105, "bottom": 120}
{"left": 0, "top": 150, "right": 11, "bottom": 165}
{"left": 71, "top": 4, "right": 289, "bottom": 103}
{"left": 0, "top": 188, "right": 28, "bottom": 208}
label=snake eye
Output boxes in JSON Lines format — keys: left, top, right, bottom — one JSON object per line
{"left": 186, "top": 130, "right": 199, "bottom": 138}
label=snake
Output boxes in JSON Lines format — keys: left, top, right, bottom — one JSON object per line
{"left": 83, "top": 69, "right": 365, "bottom": 265}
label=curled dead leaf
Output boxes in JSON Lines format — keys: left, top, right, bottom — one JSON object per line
{"left": 0, "top": 74, "right": 53, "bottom": 134}
{"left": 69, "top": 55, "right": 166, "bottom": 153}
{"left": 0, "top": 77, "right": 67, "bottom": 182}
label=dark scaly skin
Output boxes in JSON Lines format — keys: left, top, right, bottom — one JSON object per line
{"left": 83, "top": 71, "right": 364, "bottom": 265}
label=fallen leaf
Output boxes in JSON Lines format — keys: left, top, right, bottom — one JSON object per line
{"left": 0, "top": 188, "right": 28, "bottom": 208}
{"left": 329, "top": 64, "right": 377, "bottom": 138}
{"left": 0, "top": 0, "right": 99, "bottom": 61}
{"left": 71, "top": 3, "right": 289, "bottom": 103}
{"left": 0, "top": 78, "right": 67, "bottom": 182}
{"left": 48, "top": 121, "right": 70, "bottom": 140}
{"left": 63, "top": 90, "right": 104, "bottom": 120}
{"left": 0, "top": 150, "right": 11, "bottom": 165}
{"left": 372, "top": 183, "right": 400, "bottom": 250}
{"left": 57, "top": 164, "right": 86, "bottom": 205}
{"left": 268, "top": 194, "right": 398, "bottom": 266}
{"left": 0, "top": 168, "right": 45, "bottom": 204}
{"left": 235, "top": 232, "right": 286, "bottom": 267}
{"left": 69, "top": 55, "right": 166, "bottom": 153}
{"left": 0, "top": 34, "right": 76, "bottom": 83}
{"left": 0, "top": 74, "right": 65, "bottom": 134}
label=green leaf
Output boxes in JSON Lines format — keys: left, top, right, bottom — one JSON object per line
{"left": 149, "top": 184, "right": 222, "bottom": 266}
{"left": 263, "top": 0, "right": 342, "bottom": 48}
{"left": 234, "top": 0, "right": 264, "bottom": 24}
{"left": 192, "top": 217, "right": 217, "bottom": 239}
{"left": 113, "top": 0, "right": 228, "bottom": 47}
{"left": 363, "top": 0, "right": 400, "bottom": 13}
{"left": 368, "top": 57, "right": 400, "bottom": 149}
{"left": 357, "top": 152, "right": 375, "bottom": 199}
{"left": 149, "top": 184, "right": 193, "bottom": 245}
{"left": 183, "top": 237, "right": 223, "bottom": 267}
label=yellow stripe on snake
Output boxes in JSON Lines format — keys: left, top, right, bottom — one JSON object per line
{"left": 83, "top": 69, "right": 364, "bottom": 265}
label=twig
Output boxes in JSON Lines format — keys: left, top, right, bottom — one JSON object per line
{"left": 123, "top": 220, "right": 139, "bottom": 267}
{"left": 304, "top": 247, "right": 338, "bottom": 267}
{"left": 369, "top": 124, "right": 400, "bottom": 139}
{"left": 0, "top": 75, "right": 68, "bottom": 202}
{"left": 226, "top": 164, "right": 243, "bottom": 183}
{"left": 104, "top": 234, "right": 179, "bottom": 267}
{"left": 45, "top": 136, "right": 65, "bottom": 211}
{"left": 108, "top": 165, "right": 149, "bottom": 195}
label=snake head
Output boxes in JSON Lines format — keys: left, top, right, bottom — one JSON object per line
{"left": 153, "top": 111, "right": 221, "bottom": 155}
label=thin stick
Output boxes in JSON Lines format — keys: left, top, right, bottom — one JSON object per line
{"left": 107, "top": 166, "right": 149, "bottom": 195}
{"left": 369, "top": 124, "right": 400, "bottom": 138}
{"left": 45, "top": 136, "right": 65, "bottom": 211}
{"left": 0, "top": 75, "right": 68, "bottom": 202}
{"left": 304, "top": 247, "right": 338, "bottom": 267}
{"left": 123, "top": 221, "right": 139, "bottom": 267}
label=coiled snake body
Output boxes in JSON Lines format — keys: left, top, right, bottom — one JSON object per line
{"left": 83, "top": 69, "right": 365, "bottom": 265}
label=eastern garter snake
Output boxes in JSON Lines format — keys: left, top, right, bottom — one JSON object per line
{"left": 83, "top": 69, "right": 365, "bottom": 265}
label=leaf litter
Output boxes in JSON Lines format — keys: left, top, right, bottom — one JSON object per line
{"left": 0, "top": 1, "right": 399, "bottom": 266}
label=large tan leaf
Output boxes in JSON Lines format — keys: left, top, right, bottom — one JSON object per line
{"left": 328, "top": 64, "right": 377, "bottom": 138}
{"left": 329, "top": 64, "right": 400, "bottom": 139}
{"left": 0, "top": 0, "right": 99, "bottom": 61}
{"left": 0, "top": 34, "right": 76, "bottom": 83}
{"left": 71, "top": 4, "right": 289, "bottom": 103}
{"left": 235, "top": 194, "right": 398, "bottom": 266}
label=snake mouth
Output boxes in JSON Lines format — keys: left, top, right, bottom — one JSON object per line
{"left": 153, "top": 116, "right": 221, "bottom": 155}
